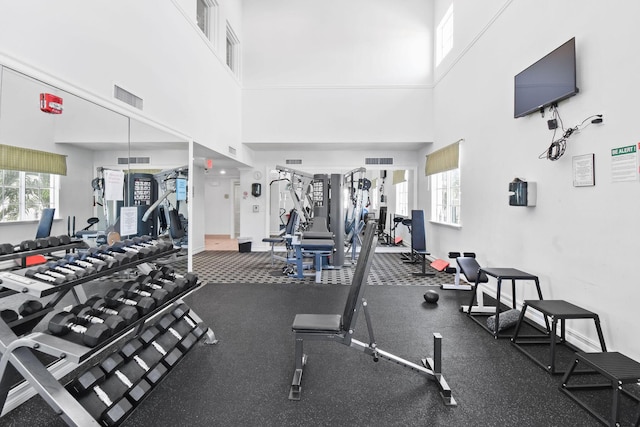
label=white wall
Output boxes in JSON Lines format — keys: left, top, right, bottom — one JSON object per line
{"left": 242, "top": 0, "right": 434, "bottom": 146}
{"left": 428, "top": 0, "right": 640, "bottom": 360}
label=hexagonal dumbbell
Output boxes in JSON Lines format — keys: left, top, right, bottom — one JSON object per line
{"left": 85, "top": 296, "right": 139, "bottom": 326}
{"left": 143, "top": 272, "right": 182, "bottom": 297}
{"left": 105, "top": 289, "right": 156, "bottom": 317}
{"left": 70, "top": 365, "right": 133, "bottom": 426}
{"left": 99, "top": 352, "right": 152, "bottom": 405}
{"left": 119, "top": 338, "right": 168, "bottom": 386}
{"left": 70, "top": 305, "right": 126, "bottom": 335}
{"left": 48, "top": 312, "right": 111, "bottom": 347}
{"left": 121, "top": 281, "right": 169, "bottom": 306}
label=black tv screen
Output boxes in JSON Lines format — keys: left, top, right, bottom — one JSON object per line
{"left": 514, "top": 38, "right": 578, "bottom": 118}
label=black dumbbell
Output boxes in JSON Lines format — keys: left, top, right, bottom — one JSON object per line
{"left": 119, "top": 338, "right": 168, "bottom": 385}
{"left": 105, "top": 289, "right": 155, "bottom": 316}
{"left": 139, "top": 325, "right": 183, "bottom": 368}
{"left": 99, "top": 353, "right": 152, "bottom": 405}
{"left": 155, "top": 313, "right": 198, "bottom": 352}
{"left": 46, "top": 235, "right": 61, "bottom": 247}
{"left": 135, "top": 237, "right": 172, "bottom": 252}
{"left": 89, "top": 247, "right": 129, "bottom": 266}
{"left": 171, "top": 304, "right": 206, "bottom": 340}
{"left": 48, "top": 312, "right": 111, "bottom": 347}
{"left": 24, "top": 268, "right": 66, "bottom": 285}
{"left": 15, "top": 240, "right": 37, "bottom": 252}
{"left": 135, "top": 275, "right": 180, "bottom": 298}
{"left": 65, "top": 253, "right": 109, "bottom": 271}
{"left": 123, "top": 239, "right": 159, "bottom": 255}
{"left": 57, "top": 234, "right": 71, "bottom": 245}
{"left": 121, "top": 281, "right": 169, "bottom": 305}
{"left": 100, "top": 245, "right": 139, "bottom": 263}
{"left": 46, "top": 261, "right": 87, "bottom": 279}
{"left": 1, "top": 309, "right": 18, "bottom": 324}
{"left": 158, "top": 266, "right": 198, "bottom": 289}
{"left": 55, "top": 258, "right": 96, "bottom": 276}
{"left": 18, "top": 300, "right": 43, "bottom": 317}
{"left": 27, "top": 266, "right": 76, "bottom": 283}
{"left": 112, "top": 241, "right": 151, "bottom": 258}
{"left": 34, "top": 238, "right": 50, "bottom": 249}
{"left": 0, "top": 243, "right": 14, "bottom": 255}
{"left": 70, "top": 305, "right": 126, "bottom": 334}
{"left": 85, "top": 296, "right": 139, "bottom": 325}
{"left": 71, "top": 366, "right": 133, "bottom": 426}
{"left": 144, "top": 272, "right": 182, "bottom": 296}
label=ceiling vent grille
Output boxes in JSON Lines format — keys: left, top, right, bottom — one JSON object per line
{"left": 118, "top": 157, "right": 150, "bottom": 165}
{"left": 114, "top": 85, "right": 143, "bottom": 110}
{"left": 228, "top": 146, "right": 237, "bottom": 156}
{"left": 365, "top": 157, "right": 394, "bottom": 165}
{"left": 286, "top": 159, "right": 303, "bottom": 165}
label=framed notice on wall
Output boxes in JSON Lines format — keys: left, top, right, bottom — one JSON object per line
{"left": 572, "top": 153, "right": 595, "bottom": 187}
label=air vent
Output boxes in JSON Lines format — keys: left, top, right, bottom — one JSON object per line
{"left": 228, "top": 146, "right": 237, "bottom": 156}
{"left": 365, "top": 157, "right": 394, "bottom": 165}
{"left": 114, "top": 85, "right": 143, "bottom": 110}
{"left": 286, "top": 159, "right": 303, "bottom": 165}
{"left": 117, "top": 157, "right": 150, "bottom": 165}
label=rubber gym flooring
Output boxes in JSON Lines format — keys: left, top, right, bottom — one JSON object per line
{"left": 3, "top": 250, "right": 639, "bottom": 426}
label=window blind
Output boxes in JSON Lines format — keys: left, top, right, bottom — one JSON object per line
{"left": 425, "top": 141, "right": 459, "bottom": 176}
{"left": 392, "top": 169, "right": 406, "bottom": 185}
{"left": 0, "top": 144, "right": 67, "bottom": 175}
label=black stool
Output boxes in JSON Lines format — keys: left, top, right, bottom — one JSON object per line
{"left": 561, "top": 351, "right": 640, "bottom": 426}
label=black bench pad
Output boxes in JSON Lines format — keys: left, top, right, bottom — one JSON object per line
{"left": 292, "top": 314, "right": 342, "bottom": 332}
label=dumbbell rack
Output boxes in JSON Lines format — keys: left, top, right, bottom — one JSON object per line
{"left": 0, "top": 243, "right": 216, "bottom": 426}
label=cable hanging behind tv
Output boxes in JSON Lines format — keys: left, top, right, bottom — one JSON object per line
{"left": 514, "top": 37, "right": 579, "bottom": 118}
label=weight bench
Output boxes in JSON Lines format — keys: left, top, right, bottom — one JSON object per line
{"left": 289, "top": 221, "right": 455, "bottom": 406}
{"left": 445, "top": 257, "right": 493, "bottom": 315}
{"left": 409, "top": 210, "right": 435, "bottom": 277}
{"left": 441, "top": 252, "right": 481, "bottom": 291}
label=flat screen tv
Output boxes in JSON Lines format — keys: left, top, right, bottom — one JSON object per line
{"left": 514, "top": 38, "right": 578, "bottom": 118}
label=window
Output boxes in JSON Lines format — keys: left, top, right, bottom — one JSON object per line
{"left": 431, "top": 169, "right": 460, "bottom": 225}
{"left": 435, "top": 4, "right": 454, "bottom": 66}
{"left": 196, "top": 0, "right": 209, "bottom": 35}
{"left": 226, "top": 22, "right": 240, "bottom": 77}
{"left": 0, "top": 170, "right": 59, "bottom": 222}
{"left": 395, "top": 171, "right": 408, "bottom": 217}
{"left": 196, "top": 0, "right": 218, "bottom": 44}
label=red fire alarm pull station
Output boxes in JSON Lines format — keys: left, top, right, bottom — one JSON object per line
{"left": 40, "top": 93, "right": 63, "bottom": 114}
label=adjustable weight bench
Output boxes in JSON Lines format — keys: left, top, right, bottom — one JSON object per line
{"left": 448, "top": 257, "right": 495, "bottom": 315}
{"left": 289, "top": 221, "right": 456, "bottom": 406}
{"left": 409, "top": 210, "right": 436, "bottom": 277}
{"left": 441, "top": 252, "right": 479, "bottom": 291}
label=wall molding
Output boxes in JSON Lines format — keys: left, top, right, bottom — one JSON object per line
{"left": 243, "top": 84, "right": 434, "bottom": 91}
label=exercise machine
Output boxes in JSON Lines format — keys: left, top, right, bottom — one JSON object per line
{"left": 289, "top": 221, "right": 455, "bottom": 406}
{"left": 343, "top": 167, "right": 369, "bottom": 262}
{"left": 274, "top": 165, "right": 314, "bottom": 229}
{"left": 142, "top": 167, "right": 188, "bottom": 248}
